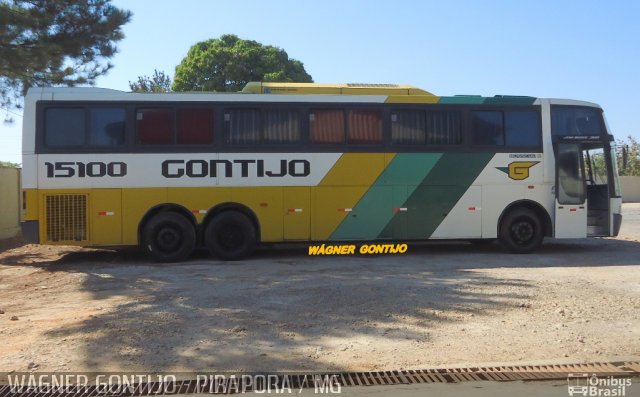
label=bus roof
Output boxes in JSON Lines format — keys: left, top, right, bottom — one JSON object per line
{"left": 241, "top": 82, "right": 434, "bottom": 96}
{"left": 24, "top": 85, "right": 601, "bottom": 108}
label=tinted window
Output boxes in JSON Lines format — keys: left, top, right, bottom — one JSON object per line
{"left": 472, "top": 111, "right": 504, "bottom": 145}
{"left": 137, "top": 109, "right": 173, "bottom": 144}
{"left": 177, "top": 109, "right": 214, "bottom": 144}
{"left": 225, "top": 109, "right": 260, "bottom": 144}
{"left": 557, "top": 144, "right": 585, "bottom": 204}
{"left": 263, "top": 110, "right": 300, "bottom": 144}
{"left": 505, "top": 111, "right": 541, "bottom": 146}
{"left": 551, "top": 107, "right": 605, "bottom": 137}
{"left": 348, "top": 110, "right": 382, "bottom": 144}
{"left": 45, "top": 108, "right": 85, "bottom": 146}
{"left": 392, "top": 110, "right": 426, "bottom": 144}
{"left": 426, "top": 110, "right": 462, "bottom": 145}
{"left": 89, "top": 108, "right": 126, "bottom": 146}
{"left": 310, "top": 109, "right": 345, "bottom": 144}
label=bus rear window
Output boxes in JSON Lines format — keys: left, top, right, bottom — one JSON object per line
{"left": 551, "top": 106, "right": 605, "bottom": 137}
{"left": 45, "top": 107, "right": 126, "bottom": 147}
{"left": 45, "top": 108, "right": 85, "bottom": 147}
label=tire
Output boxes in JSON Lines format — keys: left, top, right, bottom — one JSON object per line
{"left": 142, "top": 212, "right": 196, "bottom": 262}
{"left": 499, "top": 208, "right": 544, "bottom": 254}
{"left": 204, "top": 211, "right": 257, "bottom": 260}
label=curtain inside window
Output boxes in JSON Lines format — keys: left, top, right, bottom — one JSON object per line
{"left": 310, "top": 110, "right": 345, "bottom": 144}
{"left": 348, "top": 110, "right": 382, "bottom": 144}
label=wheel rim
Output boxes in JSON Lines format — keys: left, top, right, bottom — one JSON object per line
{"left": 510, "top": 219, "right": 535, "bottom": 245}
{"left": 155, "top": 224, "right": 182, "bottom": 253}
{"left": 217, "top": 223, "right": 245, "bottom": 251}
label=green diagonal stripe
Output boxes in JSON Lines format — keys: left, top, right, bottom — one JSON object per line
{"left": 380, "top": 152, "right": 494, "bottom": 239}
{"left": 330, "top": 153, "right": 442, "bottom": 240}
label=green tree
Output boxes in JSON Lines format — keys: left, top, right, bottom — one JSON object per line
{"left": 617, "top": 135, "right": 640, "bottom": 176}
{"left": 172, "top": 34, "right": 312, "bottom": 92}
{"left": 0, "top": 0, "right": 131, "bottom": 112}
{"left": 129, "top": 70, "right": 172, "bottom": 93}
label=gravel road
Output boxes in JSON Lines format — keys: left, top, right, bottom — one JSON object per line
{"left": 0, "top": 205, "right": 638, "bottom": 373}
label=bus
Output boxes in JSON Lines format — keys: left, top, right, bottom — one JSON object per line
{"left": 20, "top": 82, "right": 622, "bottom": 261}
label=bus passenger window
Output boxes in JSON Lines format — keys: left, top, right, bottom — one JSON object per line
{"left": 472, "top": 111, "right": 504, "bottom": 145}
{"left": 310, "top": 110, "right": 345, "bottom": 144}
{"left": 426, "top": 111, "right": 462, "bottom": 145}
{"left": 348, "top": 110, "right": 382, "bottom": 144}
{"left": 89, "top": 108, "right": 126, "bottom": 146}
{"left": 45, "top": 108, "right": 85, "bottom": 147}
{"left": 392, "top": 110, "right": 426, "bottom": 144}
{"left": 137, "top": 109, "right": 173, "bottom": 145}
{"left": 177, "top": 109, "right": 214, "bottom": 144}
{"left": 225, "top": 109, "right": 260, "bottom": 144}
{"left": 263, "top": 110, "right": 301, "bottom": 144}
{"left": 505, "top": 111, "right": 541, "bottom": 146}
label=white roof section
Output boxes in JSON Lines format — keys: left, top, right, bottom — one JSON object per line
{"left": 25, "top": 87, "right": 388, "bottom": 103}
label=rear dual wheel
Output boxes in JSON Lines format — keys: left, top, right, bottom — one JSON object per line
{"left": 204, "top": 211, "right": 257, "bottom": 261}
{"left": 142, "top": 212, "right": 196, "bottom": 262}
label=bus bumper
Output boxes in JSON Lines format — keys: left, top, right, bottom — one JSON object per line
{"left": 613, "top": 214, "right": 622, "bottom": 237}
{"left": 21, "top": 221, "right": 40, "bottom": 244}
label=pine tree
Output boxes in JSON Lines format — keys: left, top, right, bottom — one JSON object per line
{"left": 0, "top": 0, "right": 131, "bottom": 112}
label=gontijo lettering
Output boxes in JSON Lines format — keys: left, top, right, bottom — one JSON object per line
{"left": 161, "top": 159, "right": 310, "bottom": 178}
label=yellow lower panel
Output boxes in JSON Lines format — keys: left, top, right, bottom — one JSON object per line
{"left": 283, "top": 187, "right": 310, "bottom": 240}
{"left": 122, "top": 188, "right": 168, "bottom": 245}
{"left": 23, "top": 189, "right": 39, "bottom": 221}
{"left": 91, "top": 189, "right": 122, "bottom": 245}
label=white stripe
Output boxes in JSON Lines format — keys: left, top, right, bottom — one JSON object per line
{"left": 35, "top": 153, "right": 342, "bottom": 189}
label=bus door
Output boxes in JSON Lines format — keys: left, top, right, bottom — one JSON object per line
{"left": 582, "top": 144, "right": 612, "bottom": 236}
{"left": 554, "top": 143, "right": 587, "bottom": 238}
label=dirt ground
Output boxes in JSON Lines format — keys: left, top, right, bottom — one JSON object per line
{"left": 0, "top": 205, "right": 639, "bottom": 373}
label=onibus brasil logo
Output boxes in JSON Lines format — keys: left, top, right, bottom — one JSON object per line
{"left": 567, "top": 373, "right": 632, "bottom": 396}
{"left": 496, "top": 161, "right": 539, "bottom": 180}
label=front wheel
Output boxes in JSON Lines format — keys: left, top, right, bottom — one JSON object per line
{"left": 499, "top": 208, "right": 544, "bottom": 254}
{"left": 142, "top": 212, "right": 196, "bottom": 262}
{"left": 204, "top": 211, "right": 257, "bottom": 260}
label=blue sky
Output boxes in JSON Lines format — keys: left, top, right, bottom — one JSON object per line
{"left": 2, "top": 0, "right": 639, "bottom": 164}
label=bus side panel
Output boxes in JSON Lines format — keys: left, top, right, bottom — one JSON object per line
{"left": 230, "top": 187, "right": 283, "bottom": 242}
{"left": 430, "top": 185, "right": 482, "bottom": 238}
{"left": 283, "top": 187, "right": 310, "bottom": 240}
{"left": 481, "top": 185, "right": 527, "bottom": 238}
{"left": 122, "top": 188, "right": 168, "bottom": 245}
{"left": 90, "top": 189, "right": 122, "bottom": 245}
{"left": 311, "top": 153, "right": 389, "bottom": 240}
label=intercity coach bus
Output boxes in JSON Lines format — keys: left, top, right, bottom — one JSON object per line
{"left": 20, "top": 82, "right": 622, "bottom": 261}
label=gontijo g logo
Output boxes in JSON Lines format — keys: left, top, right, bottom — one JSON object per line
{"left": 496, "top": 161, "right": 539, "bottom": 180}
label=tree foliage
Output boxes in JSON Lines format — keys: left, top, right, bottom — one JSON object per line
{"left": 172, "top": 34, "right": 313, "bottom": 92}
{"left": 129, "top": 70, "right": 172, "bottom": 93}
{"left": 0, "top": 160, "right": 20, "bottom": 168}
{"left": 617, "top": 135, "right": 640, "bottom": 176}
{"left": 0, "top": 0, "right": 131, "bottom": 111}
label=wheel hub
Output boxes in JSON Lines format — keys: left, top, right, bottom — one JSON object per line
{"left": 512, "top": 221, "right": 534, "bottom": 243}
{"left": 157, "top": 226, "right": 181, "bottom": 251}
